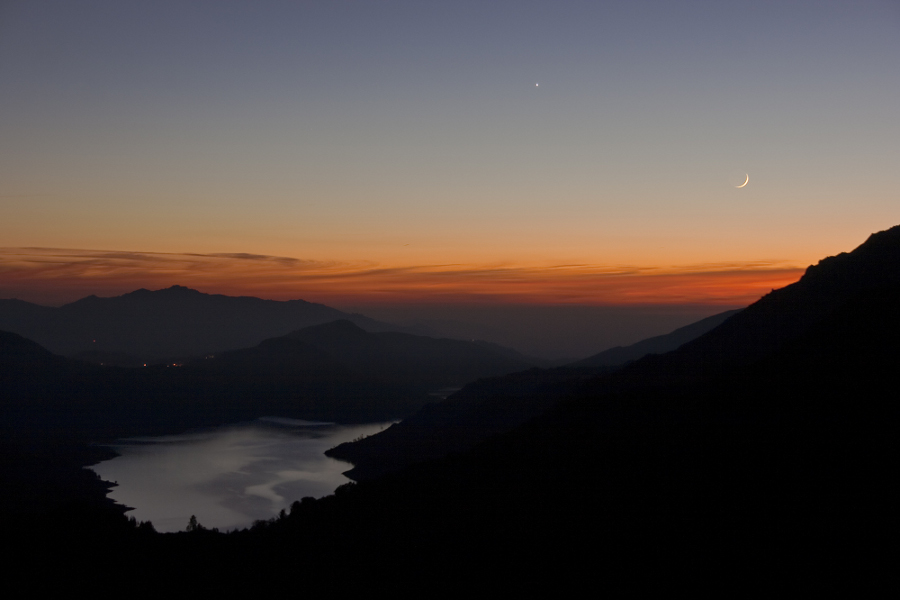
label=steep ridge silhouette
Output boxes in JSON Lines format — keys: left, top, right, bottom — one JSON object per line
{"left": 329, "top": 228, "right": 900, "bottom": 520}
{"left": 329, "top": 309, "right": 738, "bottom": 480}
{"left": 571, "top": 307, "right": 742, "bottom": 368}
{"left": 600, "top": 225, "right": 900, "bottom": 388}
{"left": 6, "top": 227, "right": 900, "bottom": 592}
{"left": 241, "top": 228, "right": 899, "bottom": 589}
{"left": 0, "top": 285, "right": 398, "bottom": 361}
{"left": 327, "top": 365, "right": 601, "bottom": 480}
{"left": 85, "top": 282, "right": 893, "bottom": 593}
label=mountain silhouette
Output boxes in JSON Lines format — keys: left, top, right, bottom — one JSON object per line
{"left": 596, "top": 225, "right": 900, "bottom": 389}
{"left": 6, "top": 226, "right": 900, "bottom": 592}
{"left": 284, "top": 319, "right": 534, "bottom": 390}
{"left": 0, "top": 285, "right": 399, "bottom": 361}
{"left": 328, "top": 309, "right": 739, "bottom": 480}
{"left": 570, "top": 307, "right": 741, "bottom": 368}
{"left": 331, "top": 225, "right": 900, "bottom": 488}
{"left": 1, "top": 318, "right": 535, "bottom": 436}
{"left": 326, "top": 364, "right": 600, "bottom": 480}
{"left": 266, "top": 226, "right": 900, "bottom": 589}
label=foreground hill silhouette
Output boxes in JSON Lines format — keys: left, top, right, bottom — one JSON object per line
{"left": 7, "top": 226, "right": 900, "bottom": 591}
{"left": 570, "top": 307, "right": 741, "bottom": 368}
{"left": 595, "top": 224, "right": 900, "bottom": 390}
{"left": 0, "top": 285, "right": 397, "bottom": 361}
{"left": 230, "top": 226, "right": 899, "bottom": 589}
{"left": 328, "top": 308, "right": 741, "bottom": 480}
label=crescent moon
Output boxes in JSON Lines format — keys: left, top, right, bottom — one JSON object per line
{"left": 736, "top": 174, "right": 749, "bottom": 188}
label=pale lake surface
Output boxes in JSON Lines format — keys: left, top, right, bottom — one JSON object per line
{"left": 90, "top": 418, "right": 389, "bottom": 533}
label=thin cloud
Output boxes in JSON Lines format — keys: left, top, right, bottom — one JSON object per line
{"left": 0, "top": 247, "right": 805, "bottom": 307}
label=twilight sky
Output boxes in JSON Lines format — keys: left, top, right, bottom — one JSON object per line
{"left": 1, "top": 0, "right": 899, "bottom": 312}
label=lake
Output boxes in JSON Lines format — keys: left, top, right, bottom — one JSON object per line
{"left": 90, "top": 418, "right": 388, "bottom": 533}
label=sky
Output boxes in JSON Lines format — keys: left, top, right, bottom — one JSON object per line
{"left": 1, "top": 1, "right": 899, "bottom": 353}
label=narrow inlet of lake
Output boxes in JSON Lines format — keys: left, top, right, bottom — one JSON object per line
{"left": 90, "top": 418, "right": 388, "bottom": 533}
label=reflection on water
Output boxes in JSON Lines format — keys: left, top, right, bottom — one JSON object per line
{"left": 90, "top": 418, "right": 387, "bottom": 533}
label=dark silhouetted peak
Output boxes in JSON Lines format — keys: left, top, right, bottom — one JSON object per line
{"left": 856, "top": 223, "right": 900, "bottom": 247}
{"left": 798, "top": 225, "right": 900, "bottom": 282}
{"left": 121, "top": 285, "right": 204, "bottom": 299}
{"left": 735, "top": 224, "right": 900, "bottom": 310}
{"left": 4, "top": 285, "right": 394, "bottom": 360}
{"left": 64, "top": 294, "right": 101, "bottom": 307}
{"left": 160, "top": 285, "right": 202, "bottom": 295}
{"left": 607, "top": 223, "right": 900, "bottom": 386}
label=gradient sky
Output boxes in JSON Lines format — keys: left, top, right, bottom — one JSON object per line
{"left": 1, "top": 0, "right": 899, "bottom": 308}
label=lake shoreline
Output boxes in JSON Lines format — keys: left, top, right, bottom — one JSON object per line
{"left": 89, "top": 418, "right": 389, "bottom": 533}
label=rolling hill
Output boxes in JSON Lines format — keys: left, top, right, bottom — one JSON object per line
{"left": 0, "top": 285, "right": 397, "bottom": 361}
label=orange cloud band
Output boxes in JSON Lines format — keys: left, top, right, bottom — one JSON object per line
{"left": 0, "top": 247, "right": 804, "bottom": 307}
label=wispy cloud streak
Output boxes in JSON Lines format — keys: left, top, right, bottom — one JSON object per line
{"left": 0, "top": 247, "right": 805, "bottom": 306}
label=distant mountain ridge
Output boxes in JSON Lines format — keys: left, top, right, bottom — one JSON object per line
{"left": 328, "top": 225, "right": 900, "bottom": 481}
{"left": 5, "top": 226, "right": 900, "bottom": 589}
{"left": 1, "top": 318, "right": 535, "bottom": 435}
{"left": 284, "top": 320, "right": 535, "bottom": 390}
{"left": 306, "top": 226, "right": 900, "bottom": 586}
{"left": 0, "top": 285, "right": 400, "bottom": 361}
{"left": 570, "top": 308, "right": 742, "bottom": 368}
{"left": 328, "top": 309, "right": 741, "bottom": 480}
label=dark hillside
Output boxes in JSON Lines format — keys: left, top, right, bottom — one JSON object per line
{"left": 328, "top": 308, "right": 741, "bottom": 480}
{"left": 330, "top": 218, "right": 900, "bottom": 477}
{"left": 327, "top": 365, "right": 603, "bottom": 480}
{"left": 1, "top": 319, "right": 535, "bottom": 438}
{"left": 601, "top": 225, "right": 900, "bottom": 388}
{"left": 571, "top": 307, "right": 741, "bottom": 367}
{"left": 0, "top": 285, "right": 397, "bottom": 360}
{"left": 266, "top": 281, "right": 899, "bottom": 590}
{"left": 77, "top": 279, "right": 892, "bottom": 592}
{"left": 301, "top": 228, "right": 900, "bottom": 587}
{"left": 287, "top": 319, "right": 534, "bottom": 390}
{"left": 6, "top": 227, "right": 900, "bottom": 592}
{"left": 0, "top": 331, "right": 70, "bottom": 414}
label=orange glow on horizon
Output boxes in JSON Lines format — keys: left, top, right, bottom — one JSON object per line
{"left": 0, "top": 247, "right": 805, "bottom": 307}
